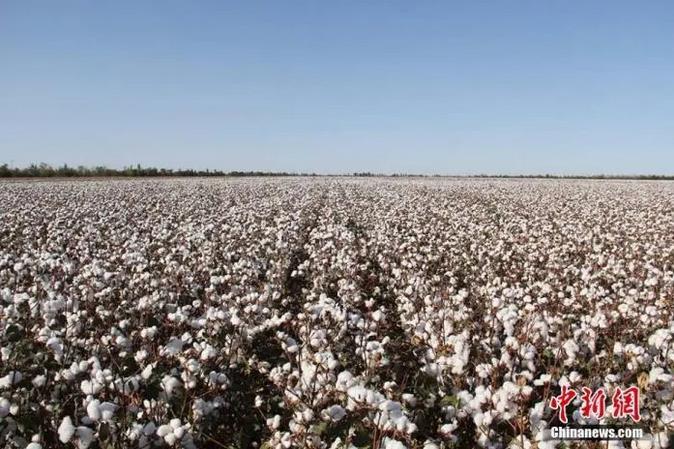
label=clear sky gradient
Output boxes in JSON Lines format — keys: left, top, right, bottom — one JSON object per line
{"left": 2, "top": 1, "right": 673, "bottom": 175}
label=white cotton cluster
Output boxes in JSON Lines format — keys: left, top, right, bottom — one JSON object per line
{"left": 0, "top": 398, "right": 17, "bottom": 417}
{"left": 57, "top": 417, "right": 95, "bottom": 448}
{"left": 161, "top": 375, "right": 183, "bottom": 398}
{"left": 3, "top": 178, "right": 674, "bottom": 448}
{"left": 156, "top": 418, "right": 191, "bottom": 446}
{"left": 85, "top": 399, "right": 117, "bottom": 423}
{"left": 0, "top": 371, "right": 22, "bottom": 389}
{"left": 346, "top": 384, "right": 416, "bottom": 434}
{"left": 382, "top": 437, "right": 407, "bottom": 449}
{"left": 321, "top": 404, "right": 346, "bottom": 422}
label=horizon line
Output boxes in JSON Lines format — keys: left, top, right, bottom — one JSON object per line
{"left": 2, "top": 162, "right": 674, "bottom": 180}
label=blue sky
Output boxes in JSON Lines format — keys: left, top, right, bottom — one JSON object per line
{"left": 1, "top": 1, "right": 673, "bottom": 175}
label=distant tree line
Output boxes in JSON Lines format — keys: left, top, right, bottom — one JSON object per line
{"left": 1, "top": 163, "right": 673, "bottom": 179}
{"left": 469, "top": 173, "right": 674, "bottom": 180}
{"left": 0, "top": 163, "right": 317, "bottom": 178}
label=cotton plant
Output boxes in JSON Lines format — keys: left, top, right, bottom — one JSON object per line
{"left": 2, "top": 178, "right": 674, "bottom": 447}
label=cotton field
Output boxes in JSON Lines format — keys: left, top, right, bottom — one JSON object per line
{"left": 3, "top": 178, "right": 674, "bottom": 449}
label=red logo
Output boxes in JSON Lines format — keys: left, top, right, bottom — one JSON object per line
{"left": 549, "top": 385, "right": 577, "bottom": 424}
{"left": 549, "top": 386, "right": 640, "bottom": 423}
{"left": 611, "top": 386, "right": 641, "bottom": 422}
{"left": 579, "top": 387, "right": 606, "bottom": 419}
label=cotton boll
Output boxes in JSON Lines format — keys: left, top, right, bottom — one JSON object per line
{"left": 156, "top": 424, "right": 172, "bottom": 437}
{"left": 0, "top": 398, "right": 10, "bottom": 417}
{"left": 161, "top": 375, "right": 182, "bottom": 397}
{"left": 0, "top": 371, "right": 22, "bottom": 388}
{"left": 98, "top": 402, "right": 117, "bottom": 421}
{"left": 76, "top": 426, "right": 95, "bottom": 449}
{"left": 31, "top": 375, "right": 46, "bottom": 387}
{"left": 199, "top": 344, "right": 217, "bottom": 360}
{"left": 568, "top": 371, "right": 582, "bottom": 384}
{"left": 255, "top": 395, "right": 264, "bottom": 407}
{"left": 614, "top": 342, "right": 625, "bottom": 355}
{"left": 87, "top": 400, "right": 102, "bottom": 421}
{"left": 660, "top": 405, "right": 674, "bottom": 425}
{"left": 321, "top": 405, "right": 346, "bottom": 422}
{"left": 174, "top": 426, "right": 185, "bottom": 439}
{"left": 562, "top": 339, "right": 579, "bottom": 365}
{"left": 155, "top": 418, "right": 189, "bottom": 445}
{"left": 139, "top": 364, "right": 153, "bottom": 380}
{"left": 134, "top": 349, "right": 148, "bottom": 363}
{"left": 267, "top": 415, "right": 281, "bottom": 430}
{"left": 170, "top": 418, "right": 182, "bottom": 430}
{"left": 649, "top": 367, "right": 673, "bottom": 384}
{"left": 161, "top": 337, "right": 185, "bottom": 356}
{"left": 439, "top": 421, "right": 458, "bottom": 439}
{"left": 164, "top": 433, "right": 178, "bottom": 446}
{"left": 302, "top": 408, "right": 314, "bottom": 423}
{"left": 336, "top": 371, "right": 354, "bottom": 392}
{"left": 382, "top": 437, "right": 407, "bottom": 449}
{"left": 632, "top": 438, "right": 653, "bottom": 449}
{"left": 475, "top": 363, "right": 493, "bottom": 379}
{"left": 80, "top": 379, "right": 102, "bottom": 395}
{"left": 533, "top": 374, "right": 551, "bottom": 386}
{"left": 58, "top": 416, "right": 76, "bottom": 443}
{"left": 402, "top": 393, "right": 417, "bottom": 407}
